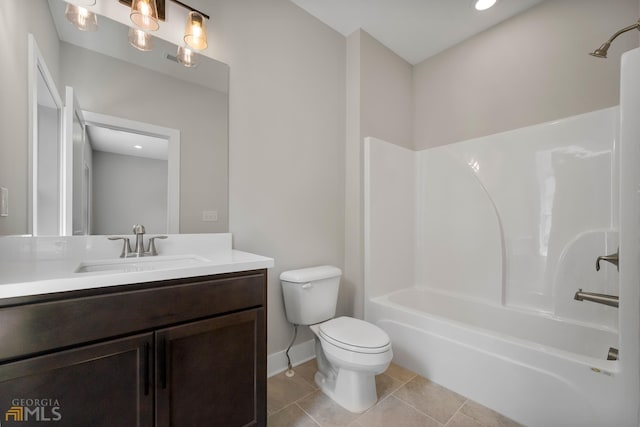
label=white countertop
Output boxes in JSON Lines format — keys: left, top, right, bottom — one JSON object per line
{"left": 0, "top": 233, "right": 274, "bottom": 299}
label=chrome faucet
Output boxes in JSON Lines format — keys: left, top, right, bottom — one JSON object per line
{"left": 596, "top": 249, "right": 619, "bottom": 271}
{"left": 133, "top": 224, "right": 146, "bottom": 257}
{"left": 108, "top": 224, "right": 167, "bottom": 258}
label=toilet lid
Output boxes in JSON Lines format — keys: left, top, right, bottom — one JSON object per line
{"left": 318, "top": 317, "right": 390, "bottom": 352}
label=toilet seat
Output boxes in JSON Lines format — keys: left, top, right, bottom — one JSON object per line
{"left": 318, "top": 317, "right": 391, "bottom": 354}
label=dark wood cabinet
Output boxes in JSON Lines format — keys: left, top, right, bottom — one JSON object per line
{"left": 0, "top": 334, "right": 153, "bottom": 427}
{"left": 0, "top": 269, "right": 267, "bottom": 427}
{"left": 156, "top": 309, "right": 265, "bottom": 427}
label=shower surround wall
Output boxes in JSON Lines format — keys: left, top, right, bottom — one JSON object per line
{"left": 417, "top": 107, "right": 619, "bottom": 325}
{"left": 367, "top": 106, "right": 619, "bottom": 324}
{"left": 363, "top": 105, "right": 637, "bottom": 425}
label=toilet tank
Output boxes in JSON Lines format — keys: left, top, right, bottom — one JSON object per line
{"left": 280, "top": 265, "right": 342, "bottom": 325}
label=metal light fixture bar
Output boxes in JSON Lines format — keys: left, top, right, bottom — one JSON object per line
{"left": 171, "top": 0, "right": 209, "bottom": 20}
{"left": 119, "top": 0, "right": 165, "bottom": 21}
{"left": 119, "top": 0, "right": 209, "bottom": 21}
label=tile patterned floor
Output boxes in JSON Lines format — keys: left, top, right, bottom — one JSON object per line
{"left": 267, "top": 359, "right": 523, "bottom": 427}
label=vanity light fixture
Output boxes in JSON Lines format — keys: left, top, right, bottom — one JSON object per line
{"left": 474, "top": 0, "right": 497, "bottom": 11}
{"left": 64, "top": 3, "right": 98, "bottom": 31}
{"left": 130, "top": 0, "right": 159, "bottom": 31}
{"left": 128, "top": 27, "right": 153, "bottom": 51}
{"left": 125, "top": 0, "right": 210, "bottom": 50}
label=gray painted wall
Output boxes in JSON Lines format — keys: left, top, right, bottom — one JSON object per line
{"left": 413, "top": 0, "right": 640, "bottom": 149}
{"left": 92, "top": 151, "right": 168, "bottom": 235}
{"left": 0, "top": 0, "right": 61, "bottom": 235}
{"left": 213, "top": 0, "right": 346, "bottom": 354}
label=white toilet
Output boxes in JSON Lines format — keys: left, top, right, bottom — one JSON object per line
{"left": 280, "top": 265, "right": 392, "bottom": 413}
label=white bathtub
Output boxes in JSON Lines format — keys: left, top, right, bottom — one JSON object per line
{"left": 367, "top": 287, "right": 625, "bottom": 427}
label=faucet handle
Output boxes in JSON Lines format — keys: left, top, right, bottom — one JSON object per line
{"left": 147, "top": 236, "right": 168, "bottom": 256}
{"left": 596, "top": 248, "right": 619, "bottom": 271}
{"left": 108, "top": 236, "right": 132, "bottom": 258}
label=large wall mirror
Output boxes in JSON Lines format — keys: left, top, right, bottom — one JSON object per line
{"left": 28, "top": 0, "right": 228, "bottom": 236}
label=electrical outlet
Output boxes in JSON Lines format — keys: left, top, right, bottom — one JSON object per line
{"left": 202, "top": 210, "right": 218, "bottom": 222}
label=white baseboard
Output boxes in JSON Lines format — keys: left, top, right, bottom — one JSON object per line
{"left": 267, "top": 339, "right": 315, "bottom": 378}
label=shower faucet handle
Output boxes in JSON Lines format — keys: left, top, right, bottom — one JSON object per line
{"left": 596, "top": 248, "right": 619, "bottom": 271}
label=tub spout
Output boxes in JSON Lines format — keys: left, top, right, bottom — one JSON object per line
{"left": 574, "top": 289, "right": 619, "bottom": 308}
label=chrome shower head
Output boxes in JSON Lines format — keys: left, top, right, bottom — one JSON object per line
{"left": 589, "top": 20, "right": 640, "bottom": 59}
{"left": 589, "top": 42, "right": 611, "bottom": 59}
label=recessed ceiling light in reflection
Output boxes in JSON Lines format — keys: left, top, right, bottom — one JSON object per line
{"left": 134, "top": 145, "right": 143, "bottom": 149}
{"left": 474, "top": 0, "right": 497, "bottom": 11}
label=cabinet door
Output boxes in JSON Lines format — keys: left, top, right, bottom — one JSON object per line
{"left": 156, "top": 308, "right": 266, "bottom": 427}
{"left": 0, "top": 333, "right": 153, "bottom": 427}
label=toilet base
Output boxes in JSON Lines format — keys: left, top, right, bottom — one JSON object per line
{"left": 314, "top": 368, "right": 378, "bottom": 413}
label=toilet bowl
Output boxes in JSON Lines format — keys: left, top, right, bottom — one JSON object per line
{"left": 310, "top": 317, "right": 393, "bottom": 413}
{"left": 280, "top": 265, "right": 393, "bottom": 413}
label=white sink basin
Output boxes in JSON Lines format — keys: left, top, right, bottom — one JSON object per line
{"left": 75, "top": 255, "right": 211, "bottom": 274}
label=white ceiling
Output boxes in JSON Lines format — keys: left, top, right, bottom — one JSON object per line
{"left": 87, "top": 125, "right": 169, "bottom": 160}
{"left": 290, "top": 0, "right": 546, "bottom": 65}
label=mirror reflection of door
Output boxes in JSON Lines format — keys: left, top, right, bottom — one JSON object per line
{"left": 65, "top": 87, "right": 90, "bottom": 235}
{"left": 36, "top": 74, "right": 62, "bottom": 235}
{"left": 29, "top": 34, "right": 64, "bottom": 236}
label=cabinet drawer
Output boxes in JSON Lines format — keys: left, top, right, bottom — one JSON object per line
{"left": 0, "top": 270, "right": 266, "bottom": 363}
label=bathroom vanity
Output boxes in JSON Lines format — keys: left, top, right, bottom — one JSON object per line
{"left": 0, "top": 234, "right": 273, "bottom": 426}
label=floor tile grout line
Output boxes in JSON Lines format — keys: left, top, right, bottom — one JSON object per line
{"left": 385, "top": 370, "right": 418, "bottom": 384}
{"left": 443, "top": 398, "right": 468, "bottom": 427}
{"left": 381, "top": 376, "right": 413, "bottom": 398}
{"left": 267, "top": 399, "right": 306, "bottom": 419}
{"left": 390, "top": 389, "right": 449, "bottom": 426}
{"left": 294, "top": 402, "right": 322, "bottom": 426}
{"left": 268, "top": 385, "right": 319, "bottom": 417}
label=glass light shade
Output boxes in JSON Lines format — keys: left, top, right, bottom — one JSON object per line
{"left": 177, "top": 46, "right": 198, "bottom": 67}
{"left": 128, "top": 28, "right": 153, "bottom": 51}
{"left": 130, "top": 0, "right": 159, "bottom": 31}
{"left": 65, "top": 4, "right": 98, "bottom": 31}
{"left": 184, "top": 11, "right": 208, "bottom": 50}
